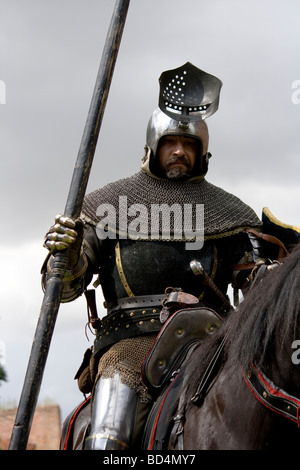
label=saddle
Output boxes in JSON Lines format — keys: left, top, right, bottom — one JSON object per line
{"left": 142, "top": 366, "right": 186, "bottom": 450}
{"left": 60, "top": 396, "right": 91, "bottom": 450}
{"left": 141, "top": 306, "right": 223, "bottom": 449}
{"left": 142, "top": 306, "right": 223, "bottom": 393}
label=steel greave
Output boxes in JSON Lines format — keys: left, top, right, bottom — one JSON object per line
{"left": 84, "top": 373, "right": 139, "bottom": 450}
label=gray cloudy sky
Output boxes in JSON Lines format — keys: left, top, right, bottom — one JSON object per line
{"left": 1, "top": 0, "right": 300, "bottom": 432}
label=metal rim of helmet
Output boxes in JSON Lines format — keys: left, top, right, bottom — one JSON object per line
{"left": 146, "top": 107, "right": 209, "bottom": 158}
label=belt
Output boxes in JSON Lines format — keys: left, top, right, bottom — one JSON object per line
{"left": 94, "top": 295, "right": 164, "bottom": 356}
{"left": 95, "top": 291, "right": 201, "bottom": 357}
{"left": 106, "top": 294, "right": 165, "bottom": 314}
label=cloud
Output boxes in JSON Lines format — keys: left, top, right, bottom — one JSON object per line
{"left": 1, "top": 0, "right": 300, "bottom": 431}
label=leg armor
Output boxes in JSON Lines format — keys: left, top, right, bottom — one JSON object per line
{"left": 84, "top": 373, "right": 139, "bottom": 450}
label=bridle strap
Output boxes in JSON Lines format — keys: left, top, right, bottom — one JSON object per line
{"left": 243, "top": 363, "right": 300, "bottom": 426}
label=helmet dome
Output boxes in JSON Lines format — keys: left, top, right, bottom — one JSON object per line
{"left": 146, "top": 107, "right": 209, "bottom": 158}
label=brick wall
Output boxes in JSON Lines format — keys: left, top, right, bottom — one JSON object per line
{"left": 0, "top": 404, "right": 61, "bottom": 450}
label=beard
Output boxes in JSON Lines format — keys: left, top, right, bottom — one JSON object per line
{"left": 164, "top": 167, "right": 191, "bottom": 180}
{"left": 162, "top": 156, "right": 192, "bottom": 180}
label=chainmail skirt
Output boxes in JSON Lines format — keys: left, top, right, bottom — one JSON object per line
{"left": 96, "top": 334, "right": 157, "bottom": 401}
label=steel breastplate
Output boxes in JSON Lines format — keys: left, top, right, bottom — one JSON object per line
{"left": 99, "top": 238, "right": 218, "bottom": 301}
{"left": 93, "top": 238, "right": 224, "bottom": 356}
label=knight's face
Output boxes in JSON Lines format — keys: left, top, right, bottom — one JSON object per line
{"left": 157, "top": 135, "right": 199, "bottom": 179}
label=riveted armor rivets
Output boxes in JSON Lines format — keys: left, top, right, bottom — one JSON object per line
{"left": 176, "top": 328, "right": 184, "bottom": 335}
{"left": 207, "top": 324, "right": 216, "bottom": 333}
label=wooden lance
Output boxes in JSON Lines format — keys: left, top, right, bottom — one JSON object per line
{"left": 9, "top": 0, "right": 131, "bottom": 450}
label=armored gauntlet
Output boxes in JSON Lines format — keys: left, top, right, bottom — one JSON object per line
{"left": 44, "top": 214, "right": 85, "bottom": 268}
{"left": 42, "top": 214, "right": 88, "bottom": 301}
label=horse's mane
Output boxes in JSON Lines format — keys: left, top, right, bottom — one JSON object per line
{"left": 229, "top": 244, "right": 300, "bottom": 370}
{"left": 185, "top": 244, "right": 300, "bottom": 398}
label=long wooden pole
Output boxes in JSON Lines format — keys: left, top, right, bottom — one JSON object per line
{"left": 9, "top": 0, "right": 130, "bottom": 450}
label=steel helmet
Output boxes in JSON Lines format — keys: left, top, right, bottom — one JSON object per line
{"left": 142, "top": 62, "right": 222, "bottom": 179}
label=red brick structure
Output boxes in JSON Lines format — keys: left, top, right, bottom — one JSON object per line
{"left": 0, "top": 404, "right": 61, "bottom": 450}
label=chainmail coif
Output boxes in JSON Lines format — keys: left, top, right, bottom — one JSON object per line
{"left": 82, "top": 170, "right": 261, "bottom": 239}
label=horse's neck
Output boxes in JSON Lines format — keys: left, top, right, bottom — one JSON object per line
{"left": 264, "top": 337, "right": 300, "bottom": 398}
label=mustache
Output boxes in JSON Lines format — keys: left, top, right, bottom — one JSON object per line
{"left": 163, "top": 156, "right": 191, "bottom": 169}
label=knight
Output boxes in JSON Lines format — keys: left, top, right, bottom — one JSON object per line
{"left": 42, "top": 62, "right": 296, "bottom": 450}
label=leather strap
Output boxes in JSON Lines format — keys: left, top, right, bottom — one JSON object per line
{"left": 106, "top": 293, "right": 165, "bottom": 313}
{"left": 231, "top": 229, "right": 289, "bottom": 271}
{"left": 247, "top": 229, "right": 289, "bottom": 259}
{"left": 84, "top": 289, "right": 101, "bottom": 329}
{"left": 191, "top": 332, "right": 227, "bottom": 405}
{"left": 243, "top": 363, "right": 300, "bottom": 425}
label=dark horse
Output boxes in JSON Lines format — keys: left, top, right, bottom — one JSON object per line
{"left": 61, "top": 245, "right": 300, "bottom": 450}
{"left": 157, "top": 244, "right": 300, "bottom": 450}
